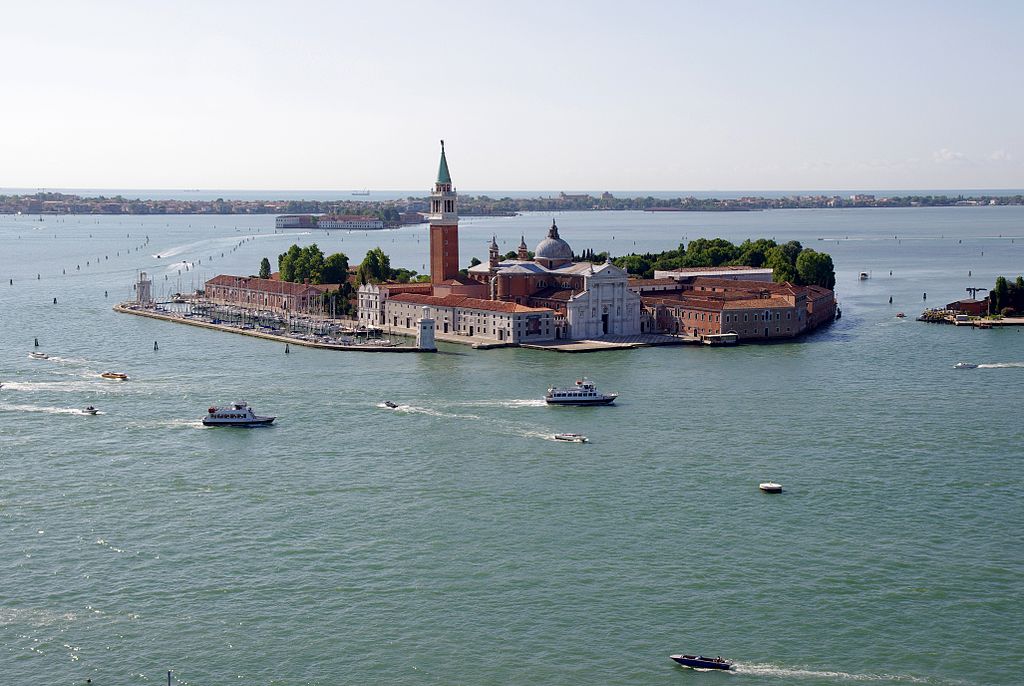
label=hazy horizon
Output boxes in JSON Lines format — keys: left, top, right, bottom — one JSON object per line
{"left": 2, "top": 1, "right": 1022, "bottom": 190}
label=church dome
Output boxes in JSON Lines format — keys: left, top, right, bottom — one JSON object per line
{"left": 534, "top": 220, "right": 573, "bottom": 262}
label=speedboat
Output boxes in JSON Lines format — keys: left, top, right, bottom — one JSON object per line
{"left": 553, "top": 433, "right": 588, "bottom": 443}
{"left": 202, "top": 401, "right": 275, "bottom": 427}
{"left": 759, "top": 482, "right": 783, "bottom": 493}
{"left": 545, "top": 378, "right": 617, "bottom": 406}
{"left": 953, "top": 362, "right": 978, "bottom": 369}
{"left": 384, "top": 401, "right": 399, "bottom": 409}
{"left": 82, "top": 406, "right": 98, "bottom": 415}
{"left": 669, "top": 654, "right": 733, "bottom": 670}
{"left": 29, "top": 352, "right": 49, "bottom": 360}
{"left": 101, "top": 372, "right": 129, "bottom": 380}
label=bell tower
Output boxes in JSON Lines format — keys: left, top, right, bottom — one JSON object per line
{"left": 429, "top": 140, "right": 460, "bottom": 285}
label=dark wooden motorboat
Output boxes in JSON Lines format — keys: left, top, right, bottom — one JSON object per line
{"left": 669, "top": 654, "right": 733, "bottom": 670}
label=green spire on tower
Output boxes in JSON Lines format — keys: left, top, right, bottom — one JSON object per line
{"left": 436, "top": 139, "right": 452, "bottom": 185}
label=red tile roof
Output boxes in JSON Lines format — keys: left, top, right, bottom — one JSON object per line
{"left": 206, "top": 274, "right": 325, "bottom": 296}
{"left": 389, "top": 292, "right": 552, "bottom": 313}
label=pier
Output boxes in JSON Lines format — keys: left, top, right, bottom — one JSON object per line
{"left": 114, "top": 303, "right": 432, "bottom": 352}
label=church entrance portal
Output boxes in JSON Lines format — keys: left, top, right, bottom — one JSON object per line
{"left": 602, "top": 314, "right": 609, "bottom": 334}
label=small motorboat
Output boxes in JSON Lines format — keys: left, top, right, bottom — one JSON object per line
{"left": 383, "top": 401, "right": 399, "bottom": 409}
{"left": 101, "top": 372, "right": 129, "bottom": 380}
{"left": 896, "top": 312, "right": 905, "bottom": 318}
{"left": 553, "top": 433, "right": 588, "bottom": 443}
{"left": 82, "top": 406, "right": 98, "bottom": 415}
{"left": 953, "top": 362, "right": 978, "bottom": 369}
{"left": 759, "top": 482, "right": 783, "bottom": 493}
{"left": 29, "top": 352, "right": 49, "bottom": 360}
{"left": 669, "top": 654, "right": 734, "bottom": 670}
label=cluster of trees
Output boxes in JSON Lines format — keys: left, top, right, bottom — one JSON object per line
{"left": 274, "top": 244, "right": 350, "bottom": 285}
{"left": 356, "top": 247, "right": 425, "bottom": 284}
{"left": 610, "top": 238, "right": 836, "bottom": 289}
{"left": 990, "top": 275, "right": 1024, "bottom": 316}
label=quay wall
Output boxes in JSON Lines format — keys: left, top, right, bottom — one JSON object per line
{"left": 113, "top": 304, "right": 432, "bottom": 352}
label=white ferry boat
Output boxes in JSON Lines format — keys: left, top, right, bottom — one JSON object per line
{"left": 202, "top": 401, "right": 276, "bottom": 427}
{"left": 544, "top": 378, "right": 617, "bottom": 406}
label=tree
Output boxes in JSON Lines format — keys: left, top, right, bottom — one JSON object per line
{"left": 764, "top": 246, "right": 796, "bottom": 283}
{"left": 356, "top": 247, "right": 392, "bottom": 285}
{"left": 320, "top": 252, "right": 350, "bottom": 284}
{"left": 993, "top": 276, "right": 1009, "bottom": 313}
{"left": 278, "top": 244, "right": 302, "bottom": 282}
{"left": 259, "top": 257, "right": 271, "bottom": 279}
{"left": 795, "top": 249, "right": 836, "bottom": 289}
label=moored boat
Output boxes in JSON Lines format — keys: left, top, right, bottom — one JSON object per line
{"left": 545, "top": 378, "right": 617, "bottom": 406}
{"left": 669, "top": 654, "right": 733, "bottom": 670}
{"left": 759, "top": 482, "right": 783, "bottom": 493}
{"left": 101, "top": 372, "right": 129, "bottom": 380}
{"left": 553, "top": 433, "right": 588, "bottom": 443}
{"left": 202, "top": 401, "right": 275, "bottom": 427}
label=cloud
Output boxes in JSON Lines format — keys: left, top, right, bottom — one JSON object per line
{"left": 932, "top": 148, "right": 969, "bottom": 164}
{"left": 988, "top": 149, "right": 1012, "bottom": 161}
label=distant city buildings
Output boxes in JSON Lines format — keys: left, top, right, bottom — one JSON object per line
{"left": 275, "top": 214, "right": 386, "bottom": 230}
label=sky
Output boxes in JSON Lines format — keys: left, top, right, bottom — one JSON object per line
{"left": 1, "top": 0, "right": 1022, "bottom": 192}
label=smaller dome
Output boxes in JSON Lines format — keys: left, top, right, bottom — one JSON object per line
{"left": 534, "top": 220, "right": 573, "bottom": 262}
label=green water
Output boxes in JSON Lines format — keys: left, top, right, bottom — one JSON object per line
{"left": 1, "top": 209, "right": 1022, "bottom": 685}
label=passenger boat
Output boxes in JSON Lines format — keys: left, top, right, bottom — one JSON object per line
{"left": 759, "top": 482, "right": 783, "bottom": 493}
{"left": 553, "top": 433, "right": 588, "bottom": 443}
{"left": 101, "top": 372, "right": 129, "bottom": 380}
{"left": 29, "top": 352, "right": 49, "bottom": 360}
{"left": 202, "top": 401, "right": 275, "bottom": 427}
{"left": 953, "top": 362, "right": 978, "bottom": 369}
{"left": 669, "top": 654, "right": 733, "bottom": 670}
{"left": 82, "top": 406, "right": 98, "bottom": 415}
{"left": 544, "top": 378, "right": 617, "bottom": 406}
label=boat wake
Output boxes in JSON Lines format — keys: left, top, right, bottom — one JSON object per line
{"left": 376, "top": 402, "right": 481, "bottom": 420}
{"left": 123, "top": 418, "right": 205, "bottom": 430}
{"left": 976, "top": 362, "right": 1024, "bottom": 369}
{"left": 733, "top": 662, "right": 928, "bottom": 683}
{"left": 460, "top": 398, "right": 547, "bottom": 408}
{"left": 0, "top": 403, "right": 96, "bottom": 416}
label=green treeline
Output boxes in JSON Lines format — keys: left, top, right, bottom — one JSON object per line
{"left": 990, "top": 275, "right": 1024, "bottom": 315}
{"left": 355, "top": 247, "right": 424, "bottom": 285}
{"left": 609, "top": 238, "right": 836, "bottom": 289}
{"left": 276, "top": 244, "right": 350, "bottom": 285}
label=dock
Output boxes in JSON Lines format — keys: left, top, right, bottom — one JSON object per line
{"left": 114, "top": 304, "right": 432, "bottom": 352}
{"left": 521, "top": 333, "right": 694, "bottom": 353}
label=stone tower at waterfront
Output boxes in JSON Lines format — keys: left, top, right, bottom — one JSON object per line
{"left": 428, "top": 140, "right": 460, "bottom": 285}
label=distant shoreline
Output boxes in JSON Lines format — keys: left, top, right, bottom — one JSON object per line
{"left": 2, "top": 190, "right": 1022, "bottom": 216}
